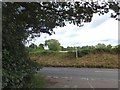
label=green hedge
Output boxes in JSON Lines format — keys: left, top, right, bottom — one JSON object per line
{"left": 29, "top": 46, "right": 119, "bottom": 58}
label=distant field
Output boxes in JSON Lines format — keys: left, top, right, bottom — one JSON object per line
{"left": 30, "top": 51, "right": 118, "bottom": 68}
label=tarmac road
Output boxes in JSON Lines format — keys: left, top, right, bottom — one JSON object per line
{"left": 39, "top": 67, "right": 118, "bottom": 88}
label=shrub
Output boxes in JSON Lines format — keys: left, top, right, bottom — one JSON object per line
{"left": 67, "top": 51, "right": 76, "bottom": 58}
{"left": 91, "top": 48, "right": 113, "bottom": 54}
{"left": 78, "top": 49, "right": 91, "bottom": 57}
{"left": 2, "top": 46, "right": 41, "bottom": 88}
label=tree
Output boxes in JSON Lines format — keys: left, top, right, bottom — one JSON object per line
{"left": 3, "top": 1, "right": 119, "bottom": 39}
{"left": 38, "top": 43, "right": 44, "bottom": 50}
{"left": 2, "top": 1, "right": 119, "bottom": 88}
{"left": 45, "top": 39, "right": 61, "bottom": 51}
{"left": 61, "top": 46, "right": 67, "bottom": 51}
{"left": 29, "top": 43, "right": 37, "bottom": 49}
{"left": 66, "top": 46, "right": 74, "bottom": 51}
{"left": 107, "top": 44, "right": 112, "bottom": 49}
{"left": 96, "top": 43, "right": 106, "bottom": 48}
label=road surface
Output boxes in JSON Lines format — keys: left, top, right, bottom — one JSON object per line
{"left": 39, "top": 67, "right": 118, "bottom": 88}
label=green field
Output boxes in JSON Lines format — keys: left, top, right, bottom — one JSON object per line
{"left": 30, "top": 51, "right": 118, "bottom": 69}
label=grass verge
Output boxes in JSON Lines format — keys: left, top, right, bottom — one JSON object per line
{"left": 31, "top": 73, "right": 47, "bottom": 88}
{"left": 30, "top": 52, "right": 118, "bottom": 69}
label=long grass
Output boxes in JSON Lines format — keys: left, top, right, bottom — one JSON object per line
{"left": 30, "top": 52, "right": 118, "bottom": 69}
{"left": 30, "top": 73, "right": 47, "bottom": 88}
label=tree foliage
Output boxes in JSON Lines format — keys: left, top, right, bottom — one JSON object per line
{"left": 2, "top": 1, "right": 119, "bottom": 88}
{"left": 2, "top": 1, "right": 119, "bottom": 39}
{"left": 38, "top": 43, "right": 44, "bottom": 50}
{"left": 29, "top": 43, "right": 37, "bottom": 49}
{"left": 95, "top": 43, "right": 106, "bottom": 48}
{"left": 45, "top": 39, "right": 61, "bottom": 51}
{"left": 65, "top": 44, "right": 120, "bottom": 57}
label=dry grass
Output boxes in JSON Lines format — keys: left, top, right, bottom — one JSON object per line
{"left": 30, "top": 52, "right": 118, "bottom": 68}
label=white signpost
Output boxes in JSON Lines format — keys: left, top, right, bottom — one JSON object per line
{"left": 75, "top": 47, "right": 78, "bottom": 58}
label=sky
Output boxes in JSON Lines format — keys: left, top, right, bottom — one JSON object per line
{"left": 26, "top": 10, "right": 118, "bottom": 48}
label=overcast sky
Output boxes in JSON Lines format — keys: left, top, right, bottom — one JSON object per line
{"left": 26, "top": 10, "right": 118, "bottom": 48}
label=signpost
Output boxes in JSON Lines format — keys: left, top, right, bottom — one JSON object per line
{"left": 75, "top": 47, "right": 78, "bottom": 58}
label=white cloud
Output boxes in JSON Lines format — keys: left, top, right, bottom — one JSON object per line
{"left": 26, "top": 12, "right": 118, "bottom": 47}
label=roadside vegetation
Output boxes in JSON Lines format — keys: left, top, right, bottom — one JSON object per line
{"left": 30, "top": 73, "right": 47, "bottom": 88}
{"left": 30, "top": 52, "right": 118, "bottom": 69}
{"left": 28, "top": 41, "right": 119, "bottom": 69}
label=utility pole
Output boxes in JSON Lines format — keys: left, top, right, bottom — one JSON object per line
{"left": 75, "top": 47, "right": 78, "bottom": 58}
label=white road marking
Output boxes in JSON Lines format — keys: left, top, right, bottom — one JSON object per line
{"left": 87, "top": 78, "right": 94, "bottom": 89}
{"left": 54, "top": 76, "right": 59, "bottom": 79}
{"left": 91, "top": 78, "right": 95, "bottom": 80}
{"left": 48, "top": 76, "right": 73, "bottom": 79}
{"left": 95, "top": 71, "right": 117, "bottom": 73}
{"left": 81, "top": 78, "right": 88, "bottom": 80}
{"left": 61, "top": 77, "right": 69, "bottom": 79}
